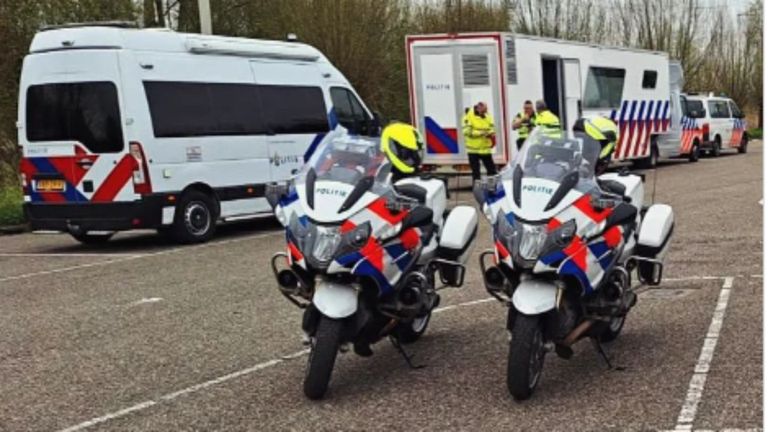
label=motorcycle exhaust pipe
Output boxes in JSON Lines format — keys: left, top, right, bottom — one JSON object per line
{"left": 562, "top": 320, "right": 594, "bottom": 346}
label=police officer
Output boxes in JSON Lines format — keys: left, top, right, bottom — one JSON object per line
{"left": 572, "top": 116, "right": 619, "bottom": 175}
{"left": 533, "top": 99, "right": 561, "bottom": 136}
{"left": 512, "top": 100, "right": 536, "bottom": 150}
{"left": 462, "top": 101, "right": 497, "bottom": 181}
{"left": 380, "top": 122, "right": 425, "bottom": 183}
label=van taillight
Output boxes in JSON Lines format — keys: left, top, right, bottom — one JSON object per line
{"left": 20, "top": 172, "right": 28, "bottom": 195}
{"left": 129, "top": 141, "right": 152, "bottom": 195}
{"left": 702, "top": 123, "right": 710, "bottom": 142}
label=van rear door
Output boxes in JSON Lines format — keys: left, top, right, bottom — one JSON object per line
{"left": 20, "top": 50, "right": 134, "bottom": 204}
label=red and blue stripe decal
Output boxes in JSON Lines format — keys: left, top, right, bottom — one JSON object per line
{"left": 424, "top": 116, "right": 459, "bottom": 154}
{"left": 609, "top": 99, "right": 671, "bottom": 159}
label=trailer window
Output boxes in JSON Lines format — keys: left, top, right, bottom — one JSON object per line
{"left": 642, "top": 70, "right": 658, "bottom": 89}
{"left": 583, "top": 67, "right": 626, "bottom": 109}
{"left": 26, "top": 82, "right": 124, "bottom": 153}
{"left": 331, "top": 87, "right": 372, "bottom": 136}
{"left": 505, "top": 37, "right": 518, "bottom": 85}
{"left": 260, "top": 86, "right": 329, "bottom": 134}
{"left": 144, "top": 82, "right": 266, "bottom": 137}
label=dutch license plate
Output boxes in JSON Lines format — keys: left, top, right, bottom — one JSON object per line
{"left": 35, "top": 179, "right": 66, "bottom": 192}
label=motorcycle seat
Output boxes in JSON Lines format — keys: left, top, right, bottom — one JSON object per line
{"left": 394, "top": 183, "right": 428, "bottom": 204}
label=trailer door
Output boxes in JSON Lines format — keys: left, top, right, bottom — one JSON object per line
{"left": 412, "top": 41, "right": 503, "bottom": 165}
{"left": 561, "top": 58, "right": 582, "bottom": 130}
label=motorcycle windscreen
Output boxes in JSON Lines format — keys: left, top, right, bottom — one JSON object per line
{"left": 295, "top": 134, "right": 393, "bottom": 223}
{"left": 508, "top": 130, "right": 601, "bottom": 217}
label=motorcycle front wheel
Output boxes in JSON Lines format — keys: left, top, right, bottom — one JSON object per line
{"left": 303, "top": 317, "right": 342, "bottom": 400}
{"left": 507, "top": 314, "right": 545, "bottom": 401}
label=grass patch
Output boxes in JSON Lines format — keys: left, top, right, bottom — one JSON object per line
{"left": 748, "top": 127, "right": 762, "bottom": 140}
{"left": 0, "top": 186, "right": 25, "bottom": 226}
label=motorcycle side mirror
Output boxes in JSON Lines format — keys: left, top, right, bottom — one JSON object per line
{"left": 401, "top": 207, "right": 434, "bottom": 231}
{"left": 265, "top": 183, "right": 289, "bottom": 209}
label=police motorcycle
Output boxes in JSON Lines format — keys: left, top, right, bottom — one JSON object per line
{"left": 473, "top": 129, "right": 674, "bottom": 400}
{"left": 267, "top": 134, "right": 478, "bottom": 400}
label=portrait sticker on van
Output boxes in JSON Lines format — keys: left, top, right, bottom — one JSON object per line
{"left": 186, "top": 146, "right": 202, "bottom": 162}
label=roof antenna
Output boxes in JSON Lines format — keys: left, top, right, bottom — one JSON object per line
{"left": 286, "top": 33, "right": 298, "bottom": 42}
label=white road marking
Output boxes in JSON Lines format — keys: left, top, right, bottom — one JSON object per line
{"left": 54, "top": 296, "right": 500, "bottom": 432}
{"left": 0, "top": 232, "right": 279, "bottom": 284}
{"left": 126, "top": 297, "right": 164, "bottom": 307}
{"left": 0, "top": 253, "right": 140, "bottom": 257}
{"left": 674, "top": 277, "right": 734, "bottom": 429}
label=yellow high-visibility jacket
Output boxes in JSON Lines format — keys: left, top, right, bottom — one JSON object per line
{"left": 462, "top": 110, "right": 495, "bottom": 155}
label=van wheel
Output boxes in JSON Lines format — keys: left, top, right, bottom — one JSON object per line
{"left": 71, "top": 232, "right": 113, "bottom": 244}
{"left": 688, "top": 141, "right": 700, "bottom": 162}
{"left": 738, "top": 135, "right": 748, "bottom": 153}
{"left": 172, "top": 190, "right": 217, "bottom": 244}
{"left": 711, "top": 137, "right": 721, "bottom": 157}
{"left": 637, "top": 143, "right": 658, "bottom": 169}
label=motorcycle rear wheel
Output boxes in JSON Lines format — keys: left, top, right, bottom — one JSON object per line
{"left": 507, "top": 314, "right": 545, "bottom": 401}
{"left": 303, "top": 317, "right": 342, "bottom": 400}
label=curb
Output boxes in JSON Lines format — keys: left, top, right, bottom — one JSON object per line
{"left": 0, "top": 224, "right": 29, "bottom": 235}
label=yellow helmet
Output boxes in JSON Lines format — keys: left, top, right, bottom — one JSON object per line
{"left": 573, "top": 116, "right": 618, "bottom": 159}
{"left": 380, "top": 122, "right": 424, "bottom": 175}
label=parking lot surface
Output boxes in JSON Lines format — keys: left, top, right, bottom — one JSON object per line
{"left": 0, "top": 143, "right": 762, "bottom": 431}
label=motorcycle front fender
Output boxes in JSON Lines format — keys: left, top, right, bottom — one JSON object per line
{"left": 313, "top": 280, "right": 358, "bottom": 319}
{"left": 512, "top": 279, "right": 558, "bottom": 315}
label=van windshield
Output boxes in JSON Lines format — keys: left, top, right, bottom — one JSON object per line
{"left": 26, "top": 82, "right": 124, "bottom": 153}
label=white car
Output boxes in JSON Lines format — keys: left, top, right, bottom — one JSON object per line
{"left": 18, "top": 23, "right": 378, "bottom": 244}
{"left": 683, "top": 93, "right": 748, "bottom": 157}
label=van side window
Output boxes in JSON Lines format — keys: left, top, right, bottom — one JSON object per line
{"left": 642, "top": 70, "right": 658, "bottom": 89}
{"left": 584, "top": 67, "right": 626, "bottom": 109}
{"left": 259, "top": 86, "right": 330, "bottom": 134}
{"left": 331, "top": 87, "right": 371, "bottom": 135}
{"left": 26, "top": 82, "right": 124, "bottom": 153}
{"left": 728, "top": 100, "right": 743, "bottom": 118}
{"left": 707, "top": 100, "right": 729, "bottom": 119}
{"left": 144, "top": 81, "right": 266, "bottom": 137}
{"left": 686, "top": 100, "right": 705, "bottom": 118}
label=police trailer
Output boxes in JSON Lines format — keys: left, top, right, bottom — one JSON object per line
{"left": 18, "top": 23, "right": 377, "bottom": 244}
{"left": 406, "top": 32, "right": 695, "bottom": 172}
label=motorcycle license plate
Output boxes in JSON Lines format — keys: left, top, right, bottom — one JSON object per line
{"left": 35, "top": 179, "right": 66, "bottom": 192}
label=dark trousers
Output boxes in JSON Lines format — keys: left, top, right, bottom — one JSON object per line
{"left": 468, "top": 153, "right": 497, "bottom": 181}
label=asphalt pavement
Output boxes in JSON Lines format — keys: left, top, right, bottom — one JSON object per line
{"left": 0, "top": 143, "right": 762, "bottom": 431}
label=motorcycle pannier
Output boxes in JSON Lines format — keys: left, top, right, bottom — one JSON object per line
{"left": 437, "top": 206, "right": 478, "bottom": 286}
{"left": 636, "top": 204, "right": 674, "bottom": 285}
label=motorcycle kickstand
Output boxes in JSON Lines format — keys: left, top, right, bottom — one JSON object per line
{"left": 590, "top": 337, "right": 625, "bottom": 371}
{"left": 389, "top": 336, "right": 426, "bottom": 369}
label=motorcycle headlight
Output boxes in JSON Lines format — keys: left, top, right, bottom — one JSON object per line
{"left": 518, "top": 223, "right": 548, "bottom": 261}
{"left": 540, "top": 219, "right": 577, "bottom": 259}
{"left": 312, "top": 226, "right": 342, "bottom": 266}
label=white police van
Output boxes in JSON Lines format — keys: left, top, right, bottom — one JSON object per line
{"left": 18, "top": 23, "right": 377, "bottom": 244}
{"left": 681, "top": 92, "right": 748, "bottom": 157}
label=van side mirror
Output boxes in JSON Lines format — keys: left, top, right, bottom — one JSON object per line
{"left": 370, "top": 111, "right": 383, "bottom": 137}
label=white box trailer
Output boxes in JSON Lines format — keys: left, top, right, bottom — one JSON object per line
{"left": 406, "top": 32, "right": 690, "bottom": 170}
